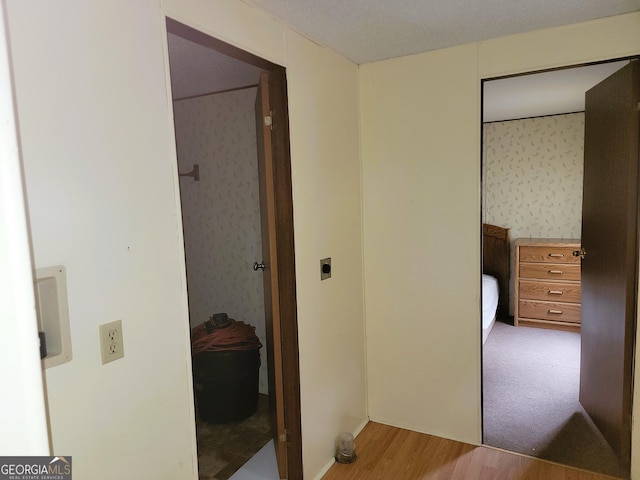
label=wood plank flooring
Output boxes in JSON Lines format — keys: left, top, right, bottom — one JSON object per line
{"left": 322, "top": 422, "right": 623, "bottom": 480}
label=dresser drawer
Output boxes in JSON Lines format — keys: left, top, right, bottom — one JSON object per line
{"left": 519, "top": 263, "right": 581, "bottom": 282}
{"left": 519, "top": 300, "right": 581, "bottom": 324}
{"left": 519, "top": 246, "right": 580, "bottom": 264}
{"left": 519, "top": 280, "right": 581, "bottom": 303}
{"left": 515, "top": 239, "right": 581, "bottom": 330}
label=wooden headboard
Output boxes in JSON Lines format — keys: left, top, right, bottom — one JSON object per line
{"left": 483, "top": 223, "right": 510, "bottom": 317}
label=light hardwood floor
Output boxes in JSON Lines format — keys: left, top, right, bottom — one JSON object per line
{"left": 322, "top": 422, "right": 624, "bottom": 480}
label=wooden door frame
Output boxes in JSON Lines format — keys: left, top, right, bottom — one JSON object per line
{"left": 166, "top": 18, "right": 303, "bottom": 479}
{"left": 479, "top": 57, "right": 638, "bottom": 468}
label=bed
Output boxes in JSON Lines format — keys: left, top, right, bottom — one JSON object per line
{"left": 482, "top": 224, "right": 510, "bottom": 343}
{"left": 482, "top": 274, "right": 499, "bottom": 343}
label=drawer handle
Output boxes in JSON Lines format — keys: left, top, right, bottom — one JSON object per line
{"left": 548, "top": 253, "right": 564, "bottom": 257}
{"left": 548, "top": 270, "right": 564, "bottom": 275}
{"left": 548, "top": 309, "right": 563, "bottom": 315}
{"left": 548, "top": 290, "right": 564, "bottom": 295}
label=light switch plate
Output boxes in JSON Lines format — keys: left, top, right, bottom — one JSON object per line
{"left": 99, "top": 320, "right": 124, "bottom": 364}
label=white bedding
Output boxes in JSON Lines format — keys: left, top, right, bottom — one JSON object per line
{"left": 482, "top": 274, "right": 499, "bottom": 344}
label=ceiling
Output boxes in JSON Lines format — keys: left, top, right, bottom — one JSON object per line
{"left": 166, "top": 1, "right": 638, "bottom": 120}
{"left": 483, "top": 60, "right": 629, "bottom": 122}
{"left": 248, "top": 0, "right": 640, "bottom": 64}
{"left": 167, "top": 33, "right": 262, "bottom": 100}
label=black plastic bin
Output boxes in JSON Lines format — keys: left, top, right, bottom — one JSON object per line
{"left": 192, "top": 348, "right": 261, "bottom": 424}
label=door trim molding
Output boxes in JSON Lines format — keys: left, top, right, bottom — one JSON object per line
{"left": 166, "top": 17, "right": 303, "bottom": 479}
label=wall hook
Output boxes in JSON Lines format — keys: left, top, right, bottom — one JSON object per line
{"left": 179, "top": 164, "right": 200, "bottom": 181}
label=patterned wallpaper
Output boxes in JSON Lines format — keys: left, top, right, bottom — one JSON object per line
{"left": 482, "top": 113, "right": 584, "bottom": 313}
{"left": 173, "top": 87, "right": 269, "bottom": 394}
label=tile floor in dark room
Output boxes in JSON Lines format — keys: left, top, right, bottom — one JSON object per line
{"left": 196, "top": 394, "right": 272, "bottom": 480}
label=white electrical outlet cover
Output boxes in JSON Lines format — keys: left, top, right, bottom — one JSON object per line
{"left": 99, "top": 320, "right": 124, "bottom": 364}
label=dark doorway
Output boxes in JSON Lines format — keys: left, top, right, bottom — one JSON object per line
{"left": 166, "top": 18, "right": 302, "bottom": 480}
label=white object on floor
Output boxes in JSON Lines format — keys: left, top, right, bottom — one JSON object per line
{"left": 229, "top": 439, "right": 279, "bottom": 480}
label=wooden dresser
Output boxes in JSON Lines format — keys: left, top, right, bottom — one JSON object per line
{"left": 514, "top": 238, "right": 581, "bottom": 331}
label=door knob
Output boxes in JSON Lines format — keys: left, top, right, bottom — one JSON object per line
{"left": 253, "top": 262, "right": 265, "bottom": 271}
{"left": 573, "top": 248, "right": 587, "bottom": 260}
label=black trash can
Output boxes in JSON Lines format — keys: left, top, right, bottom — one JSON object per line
{"left": 191, "top": 315, "right": 262, "bottom": 424}
{"left": 192, "top": 348, "right": 261, "bottom": 423}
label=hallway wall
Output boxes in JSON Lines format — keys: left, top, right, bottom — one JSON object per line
{"left": 6, "top": 0, "right": 367, "bottom": 478}
{"left": 360, "top": 12, "right": 640, "bottom": 455}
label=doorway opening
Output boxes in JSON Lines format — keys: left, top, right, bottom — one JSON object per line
{"left": 480, "top": 58, "right": 636, "bottom": 479}
{"left": 165, "top": 18, "right": 302, "bottom": 480}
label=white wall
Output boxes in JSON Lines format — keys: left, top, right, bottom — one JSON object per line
{"left": 360, "top": 10, "right": 640, "bottom": 465}
{"left": 285, "top": 27, "right": 367, "bottom": 478}
{"left": 361, "top": 43, "right": 482, "bottom": 442}
{"left": 0, "top": 0, "right": 49, "bottom": 454}
{"left": 6, "top": 0, "right": 367, "bottom": 479}
{"left": 5, "top": 1, "right": 198, "bottom": 478}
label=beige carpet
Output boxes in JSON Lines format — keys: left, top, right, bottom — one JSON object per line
{"left": 483, "top": 320, "right": 627, "bottom": 479}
